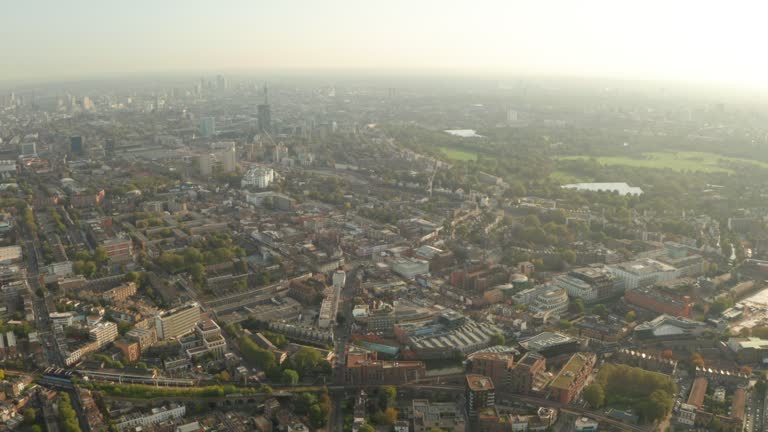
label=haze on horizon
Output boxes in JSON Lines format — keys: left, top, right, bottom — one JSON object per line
{"left": 3, "top": 0, "right": 767, "bottom": 88}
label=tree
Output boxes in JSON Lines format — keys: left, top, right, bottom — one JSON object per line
{"left": 625, "top": 311, "right": 637, "bottom": 322}
{"left": 31, "top": 426, "right": 43, "bottom": 432}
{"left": 93, "top": 246, "right": 108, "bottom": 265}
{"left": 569, "top": 298, "right": 585, "bottom": 314}
{"left": 583, "top": 383, "right": 605, "bottom": 408}
{"left": 558, "top": 319, "right": 572, "bottom": 330}
{"left": 381, "top": 407, "right": 398, "bottom": 425}
{"left": 379, "top": 385, "right": 397, "bottom": 408}
{"left": 661, "top": 350, "right": 674, "bottom": 360}
{"left": 239, "top": 336, "right": 276, "bottom": 370}
{"left": 282, "top": 369, "right": 300, "bottom": 385}
{"left": 592, "top": 304, "right": 608, "bottom": 318}
{"left": 741, "top": 365, "right": 753, "bottom": 375}
{"left": 292, "top": 347, "right": 323, "bottom": 375}
{"left": 690, "top": 353, "right": 705, "bottom": 368}
{"left": 489, "top": 332, "right": 505, "bottom": 346}
{"left": 359, "top": 425, "right": 375, "bottom": 432}
{"left": 560, "top": 249, "right": 576, "bottom": 264}
{"left": 23, "top": 408, "right": 36, "bottom": 425}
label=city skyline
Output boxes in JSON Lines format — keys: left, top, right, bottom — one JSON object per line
{"left": 3, "top": 0, "right": 768, "bottom": 88}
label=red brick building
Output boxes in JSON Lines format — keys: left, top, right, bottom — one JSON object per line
{"left": 624, "top": 285, "right": 693, "bottom": 318}
{"left": 345, "top": 348, "right": 425, "bottom": 386}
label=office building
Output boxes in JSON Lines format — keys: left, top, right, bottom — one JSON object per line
{"left": 154, "top": 303, "right": 201, "bottom": 340}
{"left": 529, "top": 285, "right": 569, "bottom": 321}
{"left": 624, "top": 283, "right": 693, "bottom": 318}
{"left": 608, "top": 258, "right": 678, "bottom": 290}
{"left": 554, "top": 266, "right": 622, "bottom": 303}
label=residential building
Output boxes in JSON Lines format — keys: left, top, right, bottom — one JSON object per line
{"left": 466, "top": 374, "right": 495, "bottom": 419}
{"left": 102, "top": 282, "right": 137, "bottom": 303}
{"left": 115, "top": 404, "right": 186, "bottom": 431}
{"left": 507, "top": 352, "right": 547, "bottom": 394}
{"left": 548, "top": 353, "right": 596, "bottom": 404}
{"left": 101, "top": 238, "right": 133, "bottom": 264}
{"left": 126, "top": 327, "right": 157, "bottom": 351}
{"left": 115, "top": 339, "right": 140, "bottom": 363}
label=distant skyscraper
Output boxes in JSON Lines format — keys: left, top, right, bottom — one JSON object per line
{"left": 20, "top": 141, "right": 36, "bottom": 156}
{"left": 82, "top": 96, "right": 95, "bottom": 111}
{"left": 258, "top": 84, "right": 272, "bottom": 133}
{"left": 70, "top": 136, "right": 83, "bottom": 154}
{"left": 198, "top": 154, "right": 213, "bottom": 176}
{"left": 216, "top": 142, "right": 237, "bottom": 173}
{"left": 507, "top": 108, "right": 518, "bottom": 123}
{"left": 199, "top": 117, "right": 216, "bottom": 138}
{"left": 216, "top": 75, "right": 228, "bottom": 91}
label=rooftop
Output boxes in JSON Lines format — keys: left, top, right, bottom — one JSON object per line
{"left": 466, "top": 374, "right": 494, "bottom": 391}
{"left": 550, "top": 353, "right": 592, "bottom": 390}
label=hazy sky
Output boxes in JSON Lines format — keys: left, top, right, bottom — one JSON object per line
{"left": 2, "top": 0, "right": 767, "bottom": 86}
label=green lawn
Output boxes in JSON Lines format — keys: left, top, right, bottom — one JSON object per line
{"left": 439, "top": 146, "right": 478, "bottom": 161}
{"left": 557, "top": 151, "right": 768, "bottom": 173}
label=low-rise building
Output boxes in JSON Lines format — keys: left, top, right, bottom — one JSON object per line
{"left": 412, "top": 399, "right": 466, "bottom": 432}
{"left": 548, "top": 353, "right": 596, "bottom": 404}
{"left": 345, "top": 347, "right": 425, "bottom": 385}
{"left": 115, "top": 404, "right": 186, "bottom": 431}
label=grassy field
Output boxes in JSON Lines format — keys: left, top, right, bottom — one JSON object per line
{"left": 439, "top": 146, "right": 478, "bottom": 161}
{"left": 557, "top": 151, "right": 768, "bottom": 173}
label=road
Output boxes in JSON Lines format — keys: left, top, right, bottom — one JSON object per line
{"left": 330, "top": 264, "right": 361, "bottom": 431}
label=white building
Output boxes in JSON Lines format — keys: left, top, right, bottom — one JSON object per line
{"left": 155, "top": 302, "right": 201, "bottom": 340}
{"left": 241, "top": 166, "right": 275, "bottom": 188}
{"left": 49, "top": 312, "right": 75, "bottom": 328}
{"left": 89, "top": 321, "right": 118, "bottom": 348}
{"left": 391, "top": 258, "right": 430, "bottom": 279}
{"left": 608, "top": 258, "right": 679, "bottom": 290}
{"left": 529, "top": 285, "right": 569, "bottom": 321}
{"left": 553, "top": 274, "right": 598, "bottom": 302}
{"left": 332, "top": 270, "right": 347, "bottom": 289}
{"left": 116, "top": 405, "right": 186, "bottom": 431}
